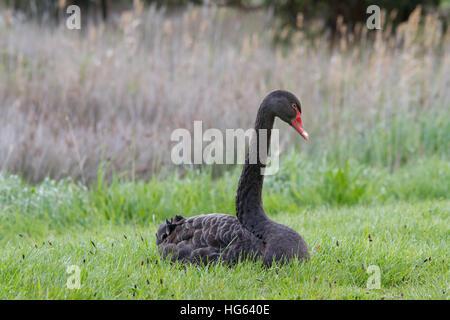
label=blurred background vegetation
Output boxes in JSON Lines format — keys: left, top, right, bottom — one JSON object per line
{"left": 2, "top": 1, "right": 449, "bottom": 32}
{"left": 0, "top": 0, "right": 448, "bottom": 183}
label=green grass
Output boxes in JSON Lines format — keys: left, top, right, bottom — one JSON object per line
{"left": 0, "top": 156, "right": 448, "bottom": 299}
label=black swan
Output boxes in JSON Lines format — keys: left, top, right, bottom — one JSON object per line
{"left": 156, "top": 90, "right": 310, "bottom": 265}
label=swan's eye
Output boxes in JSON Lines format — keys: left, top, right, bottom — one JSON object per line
{"left": 291, "top": 103, "right": 297, "bottom": 110}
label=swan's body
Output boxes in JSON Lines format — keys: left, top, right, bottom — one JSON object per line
{"left": 157, "top": 214, "right": 264, "bottom": 264}
{"left": 156, "top": 213, "right": 308, "bottom": 265}
{"left": 156, "top": 90, "right": 310, "bottom": 265}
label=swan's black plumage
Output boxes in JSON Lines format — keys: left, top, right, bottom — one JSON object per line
{"left": 156, "top": 90, "right": 310, "bottom": 265}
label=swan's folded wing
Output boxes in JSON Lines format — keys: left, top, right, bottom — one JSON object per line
{"left": 158, "top": 213, "right": 258, "bottom": 264}
{"left": 165, "top": 214, "right": 239, "bottom": 248}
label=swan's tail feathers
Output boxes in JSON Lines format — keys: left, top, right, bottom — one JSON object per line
{"left": 170, "top": 214, "right": 185, "bottom": 223}
{"left": 156, "top": 216, "right": 184, "bottom": 245}
{"left": 165, "top": 219, "right": 176, "bottom": 234}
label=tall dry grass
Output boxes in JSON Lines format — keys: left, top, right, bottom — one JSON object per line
{"left": 0, "top": 4, "right": 448, "bottom": 183}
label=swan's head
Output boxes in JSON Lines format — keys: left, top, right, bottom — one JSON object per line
{"left": 262, "top": 90, "right": 309, "bottom": 140}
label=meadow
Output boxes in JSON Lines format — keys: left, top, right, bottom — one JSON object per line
{"left": 0, "top": 4, "right": 449, "bottom": 299}
{"left": 0, "top": 155, "right": 448, "bottom": 299}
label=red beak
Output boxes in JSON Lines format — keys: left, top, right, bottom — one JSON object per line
{"left": 291, "top": 109, "right": 309, "bottom": 140}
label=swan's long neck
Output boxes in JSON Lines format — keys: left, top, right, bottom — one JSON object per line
{"left": 236, "top": 104, "right": 274, "bottom": 232}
